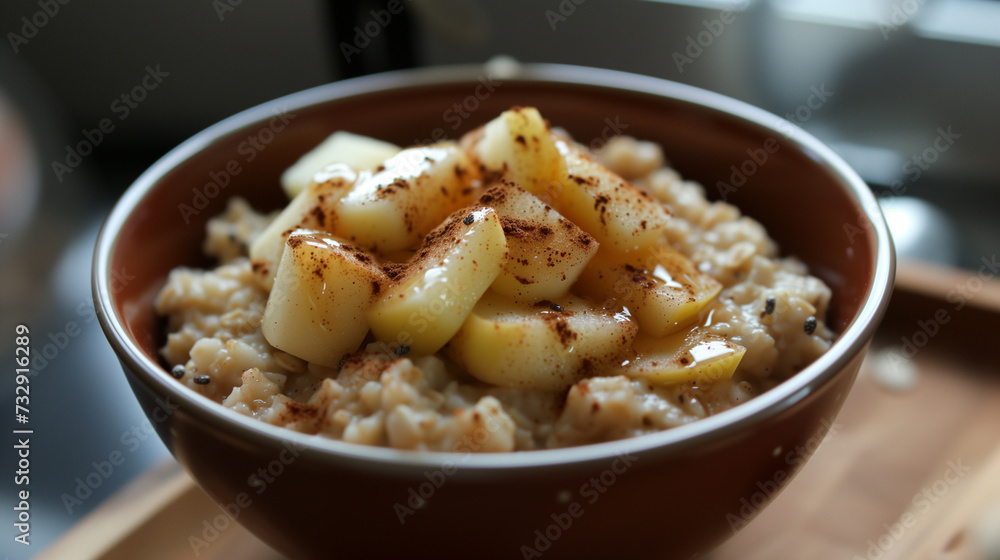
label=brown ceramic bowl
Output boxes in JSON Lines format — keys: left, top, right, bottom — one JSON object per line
{"left": 94, "top": 64, "right": 894, "bottom": 560}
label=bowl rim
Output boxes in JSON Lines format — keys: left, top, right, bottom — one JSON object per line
{"left": 93, "top": 62, "right": 895, "bottom": 473}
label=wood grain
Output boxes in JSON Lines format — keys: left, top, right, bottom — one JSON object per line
{"left": 713, "top": 259, "right": 1000, "bottom": 560}
{"left": 34, "top": 461, "right": 283, "bottom": 560}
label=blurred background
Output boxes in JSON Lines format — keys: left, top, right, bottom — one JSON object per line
{"left": 0, "top": 0, "right": 997, "bottom": 557}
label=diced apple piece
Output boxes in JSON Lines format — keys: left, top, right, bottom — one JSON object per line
{"left": 366, "top": 207, "right": 507, "bottom": 355}
{"left": 616, "top": 329, "right": 745, "bottom": 385}
{"left": 575, "top": 242, "right": 722, "bottom": 337}
{"left": 249, "top": 164, "right": 357, "bottom": 290}
{"left": 447, "top": 291, "right": 638, "bottom": 392}
{"left": 479, "top": 181, "right": 598, "bottom": 301}
{"left": 261, "top": 229, "right": 387, "bottom": 368}
{"left": 337, "top": 143, "right": 478, "bottom": 253}
{"left": 555, "top": 139, "right": 670, "bottom": 253}
{"left": 464, "top": 107, "right": 566, "bottom": 197}
{"left": 280, "top": 131, "right": 400, "bottom": 198}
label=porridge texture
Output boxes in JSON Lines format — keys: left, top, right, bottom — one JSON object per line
{"left": 156, "top": 108, "right": 833, "bottom": 451}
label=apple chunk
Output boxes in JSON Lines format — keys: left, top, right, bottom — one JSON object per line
{"left": 366, "top": 207, "right": 507, "bottom": 355}
{"left": 336, "top": 143, "right": 478, "bottom": 253}
{"left": 261, "top": 230, "right": 387, "bottom": 368}
{"left": 479, "top": 181, "right": 598, "bottom": 301}
{"left": 280, "top": 131, "right": 400, "bottom": 199}
{"left": 447, "top": 291, "right": 638, "bottom": 392}
{"left": 575, "top": 242, "right": 722, "bottom": 337}
{"left": 249, "top": 164, "right": 357, "bottom": 290}
{"left": 554, "top": 140, "right": 670, "bottom": 253}
{"left": 463, "top": 106, "right": 566, "bottom": 197}
{"left": 616, "top": 329, "right": 745, "bottom": 385}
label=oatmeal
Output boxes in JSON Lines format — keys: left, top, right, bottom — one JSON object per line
{"left": 156, "top": 107, "right": 833, "bottom": 451}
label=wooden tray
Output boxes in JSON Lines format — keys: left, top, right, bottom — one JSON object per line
{"left": 38, "top": 260, "right": 1000, "bottom": 560}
